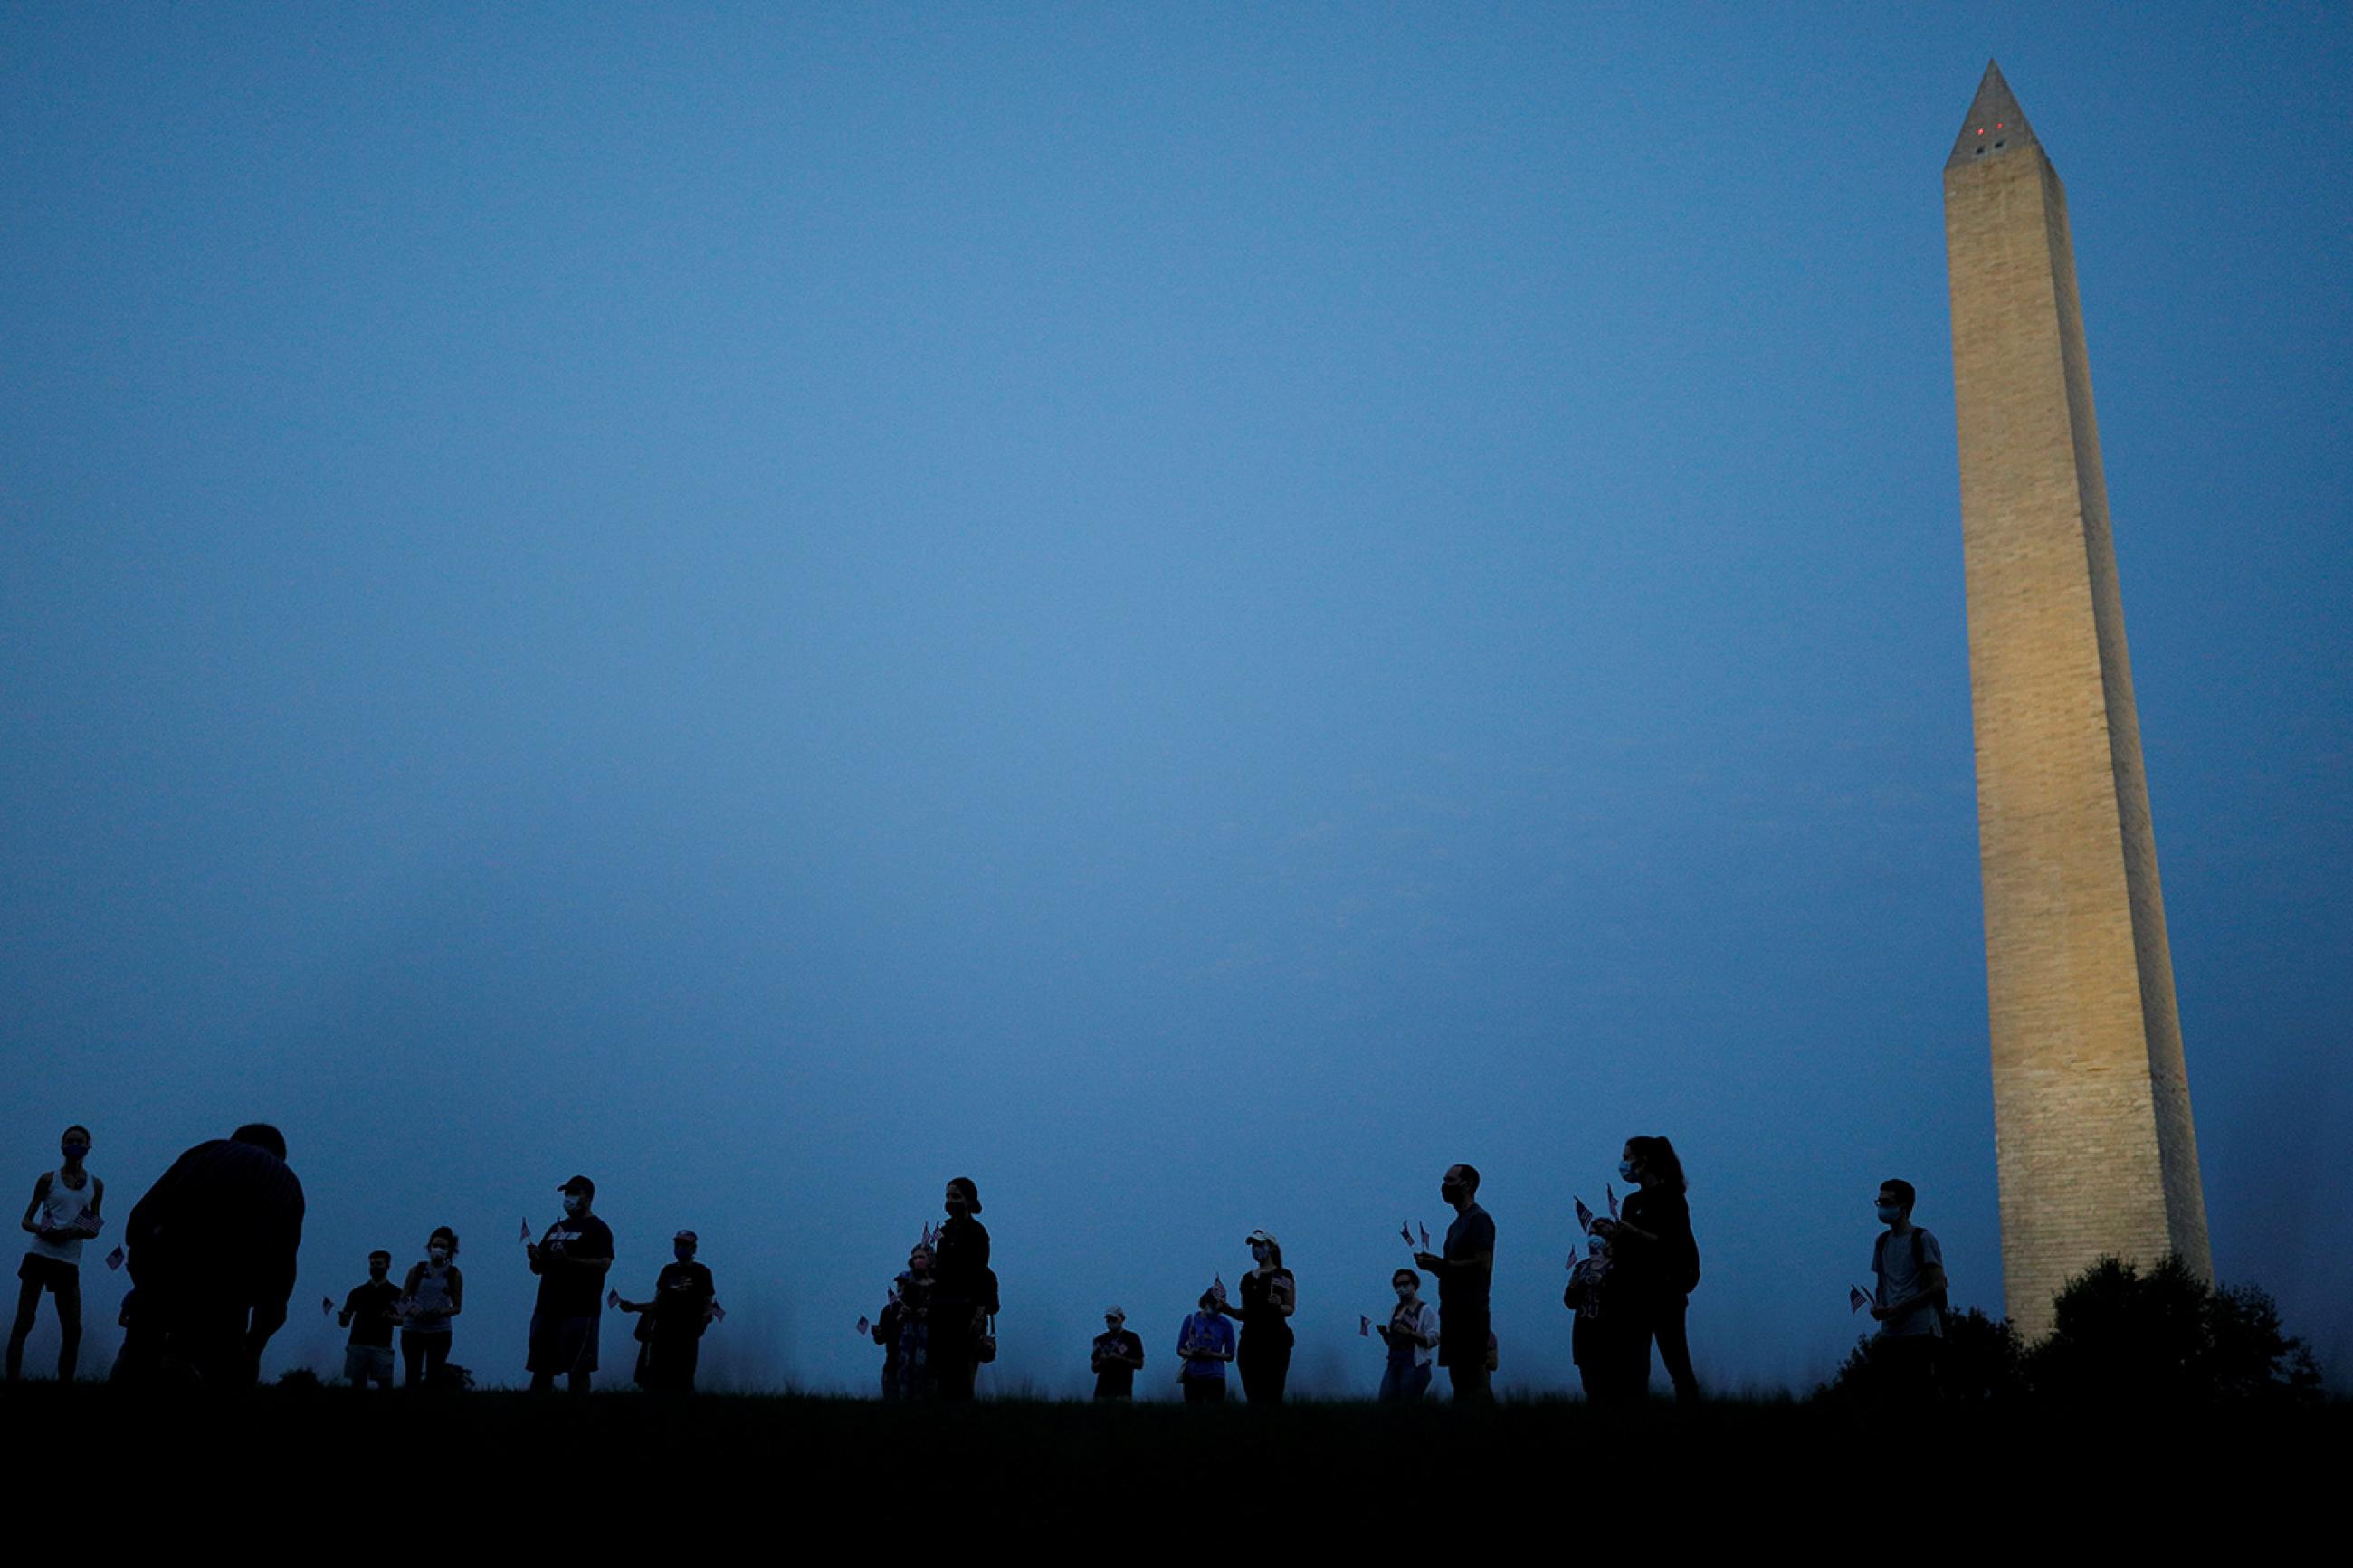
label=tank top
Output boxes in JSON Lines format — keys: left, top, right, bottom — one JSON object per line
{"left": 27, "top": 1167, "right": 95, "bottom": 1264}
{"left": 405, "top": 1260, "right": 457, "bottom": 1332}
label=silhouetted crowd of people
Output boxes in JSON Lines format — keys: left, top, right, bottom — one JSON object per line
{"left": 12, "top": 1122, "right": 1951, "bottom": 1405}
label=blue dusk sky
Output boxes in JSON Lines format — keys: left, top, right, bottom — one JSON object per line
{"left": 3, "top": 3, "right": 2346, "bottom": 1393}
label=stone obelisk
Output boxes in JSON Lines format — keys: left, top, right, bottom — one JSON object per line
{"left": 1943, "top": 62, "right": 2212, "bottom": 1338}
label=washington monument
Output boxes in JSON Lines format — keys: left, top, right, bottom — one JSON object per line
{"left": 1943, "top": 62, "right": 2214, "bottom": 1338}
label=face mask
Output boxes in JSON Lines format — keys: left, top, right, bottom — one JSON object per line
{"left": 429, "top": 1247, "right": 450, "bottom": 1265}
{"left": 945, "top": 1197, "right": 967, "bottom": 1217}
{"left": 674, "top": 1244, "right": 694, "bottom": 1263}
{"left": 1618, "top": 1159, "right": 1638, "bottom": 1183}
{"left": 1876, "top": 1203, "right": 1902, "bottom": 1225}
{"left": 562, "top": 1194, "right": 586, "bottom": 1217}
{"left": 1251, "top": 1245, "right": 1269, "bottom": 1264}
{"left": 1395, "top": 1283, "right": 1414, "bottom": 1299}
{"left": 369, "top": 1266, "right": 388, "bottom": 1279}
{"left": 62, "top": 1146, "right": 89, "bottom": 1163}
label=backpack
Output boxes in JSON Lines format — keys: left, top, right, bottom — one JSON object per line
{"left": 981, "top": 1265, "right": 1000, "bottom": 1318}
{"left": 1677, "top": 1230, "right": 1702, "bottom": 1296}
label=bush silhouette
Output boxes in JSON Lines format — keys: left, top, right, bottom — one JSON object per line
{"left": 2024, "top": 1255, "right": 2320, "bottom": 1407}
{"left": 1819, "top": 1307, "right": 2024, "bottom": 1405}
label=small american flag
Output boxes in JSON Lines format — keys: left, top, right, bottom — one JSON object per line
{"left": 519, "top": 1218, "right": 532, "bottom": 1244}
{"left": 1399, "top": 1221, "right": 1414, "bottom": 1248}
{"left": 1606, "top": 1183, "right": 1620, "bottom": 1221}
{"left": 321, "top": 1296, "right": 334, "bottom": 1316}
{"left": 104, "top": 1245, "right": 126, "bottom": 1271}
{"left": 1359, "top": 1315, "right": 1370, "bottom": 1336}
{"left": 707, "top": 1301, "right": 725, "bottom": 1324}
{"left": 1850, "top": 1286, "right": 1872, "bottom": 1316}
{"left": 1574, "top": 1197, "right": 1595, "bottom": 1233}
{"left": 855, "top": 1315, "right": 870, "bottom": 1336}
{"left": 1418, "top": 1223, "right": 1431, "bottom": 1252}
{"left": 605, "top": 1288, "right": 621, "bottom": 1310}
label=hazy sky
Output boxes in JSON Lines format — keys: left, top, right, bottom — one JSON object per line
{"left": 4, "top": 3, "right": 2346, "bottom": 1394}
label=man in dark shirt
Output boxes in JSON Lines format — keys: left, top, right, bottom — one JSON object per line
{"left": 1414, "top": 1162, "right": 1495, "bottom": 1402}
{"left": 620, "top": 1229, "right": 715, "bottom": 1393}
{"left": 1091, "top": 1306, "right": 1144, "bottom": 1400}
{"left": 527, "top": 1174, "right": 614, "bottom": 1394}
{"left": 117, "top": 1123, "right": 306, "bottom": 1387}
{"left": 338, "top": 1250, "right": 400, "bottom": 1390}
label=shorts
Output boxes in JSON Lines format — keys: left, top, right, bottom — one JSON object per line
{"left": 527, "top": 1311, "right": 600, "bottom": 1374}
{"left": 18, "top": 1254, "right": 81, "bottom": 1291}
{"left": 344, "top": 1343, "right": 395, "bottom": 1382}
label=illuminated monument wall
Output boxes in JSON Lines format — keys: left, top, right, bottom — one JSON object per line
{"left": 1942, "top": 62, "right": 2214, "bottom": 1339}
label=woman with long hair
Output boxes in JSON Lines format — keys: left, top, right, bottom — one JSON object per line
{"left": 1612, "top": 1136, "right": 1700, "bottom": 1402}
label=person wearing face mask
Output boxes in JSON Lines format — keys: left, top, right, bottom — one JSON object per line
{"left": 618, "top": 1229, "right": 716, "bottom": 1393}
{"left": 1090, "top": 1306, "right": 1144, "bottom": 1401}
{"left": 1413, "top": 1163, "right": 1495, "bottom": 1402}
{"left": 1867, "top": 1179, "right": 1947, "bottom": 1410}
{"left": 874, "top": 1241, "right": 934, "bottom": 1400}
{"left": 338, "top": 1250, "right": 401, "bottom": 1389}
{"left": 1214, "top": 1229, "right": 1296, "bottom": 1404}
{"left": 398, "top": 1226, "right": 464, "bottom": 1388}
{"left": 928, "top": 1177, "right": 994, "bottom": 1402}
{"left": 1609, "top": 1135, "right": 1702, "bottom": 1402}
{"left": 1563, "top": 1220, "right": 1644, "bottom": 1403}
{"left": 10, "top": 1124, "right": 103, "bottom": 1383}
{"left": 526, "top": 1174, "right": 614, "bottom": 1394}
{"left": 116, "top": 1122, "right": 304, "bottom": 1387}
{"left": 1376, "top": 1268, "right": 1440, "bottom": 1402}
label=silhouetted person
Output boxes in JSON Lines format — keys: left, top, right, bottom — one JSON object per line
{"left": 618, "top": 1229, "right": 715, "bottom": 1393}
{"left": 116, "top": 1123, "right": 304, "bottom": 1386}
{"left": 527, "top": 1174, "right": 614, "bottom": 1394}
{"left": 1414, "top": 1162, "right": 1494, "bottom": 1402}
{"left": 1868, "top": 1178, "right": 1947, "bottom": 1409}
{"left": 1091, "top": 1306, "right": 1144, "bottom": 1401}
{"left": 10, "top": 1124, "right": 102, "bottom": 1382}
{"left": 1215, "top": 1229, "right": 1295, "bottom": 1404}
{"left": 929, "top": 1177, "right": 993, "bottom": 1402}
{"left": 1613, "top": 1135, "right": 1702, "bottom": 1402}
{"left": 338, "top": 1250, "right": 400, "bottom": 1390}
{"left": 397, "top": 1226, "right": 463, "bottom": 1388}
{"left": 875, "top": 1242, "right": 933, "bottom": 1401}
{"left": 1377, "top": 1268, "right": 1439, "bottom": 1402}
{"left": 1176, "top": 1287, "right": 1235, "bottom": 1404}
{"left": 1564, "top": 1220, "right": 1646, "bottom": 1403}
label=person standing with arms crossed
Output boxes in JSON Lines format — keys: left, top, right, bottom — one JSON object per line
{"left": 1415, "top": 1163, "right": 1494, "bottom": 1402}
{"left": 9, "top": 1125, "right": 102, "bottom": 1382}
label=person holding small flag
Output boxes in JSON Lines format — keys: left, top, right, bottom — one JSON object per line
{"left": 338, "top": 1250, "right": 401, "bottom": 1390}
{"left": 617, "top": 1229, "right": 715, "bottom": 1392}
{"left": 1413, "top": 1163, "right": 1495, "bottom": 1402}
{"left": 10, "top": 1123, "right": 103, "bottom": 1383}
{"left": 526, "top": 1174, "right": 614, "bottom": 1394}
{"left": 1176, "top": 1285, "right": 1235, "bottom": 1404}
{"left": 874, "top": 1240, "right": 934, "bottom": 1400}
{"left": 1090, "top": 1306, "right": 1144, "bottom": 1401}
{"left": 1214, "top": 1228, "right": 1295, "bottom": 1404}
{"left": 1564, "top": 1219, "right": 1645, "bottom": 1402}
{"left": 1867, "top": 1178, "right": 1947, "bottom": 1410}
{"left": 1376, "top": 1268, "right": 1439, "bottom": 1402}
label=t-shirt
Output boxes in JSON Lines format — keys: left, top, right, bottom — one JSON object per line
{"left": 648, "top": 1260, "right": 715, "bottom": 1337}
{"left": 1872, "top": 1226, "right": 1945, "bottom": 1338}
{"left": 343, "top": 1279, "right": 402, "bottom": 1347}
{"left": 532, "top": 1213, "right": 615, "bottom": 1319}
{"left": 123, "top": 1138, "right": 306, "bottom": 1315}
{"left": 1440, "top": 1203, "right": 1496, "bottom": 1326}
{"left": 1091, "top": 1328, "right": 1144, "bottom": 1396}
{"left": 1177, "top": 1311, "right": 1235, "bottom": 1379}
{"left": 1238, "top": 1268, "right": 1295, "bottom": 1345}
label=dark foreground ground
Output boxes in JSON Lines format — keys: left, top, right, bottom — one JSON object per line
{"left": 8, "top": 1382, "right": 2343, "bottom": 1544}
